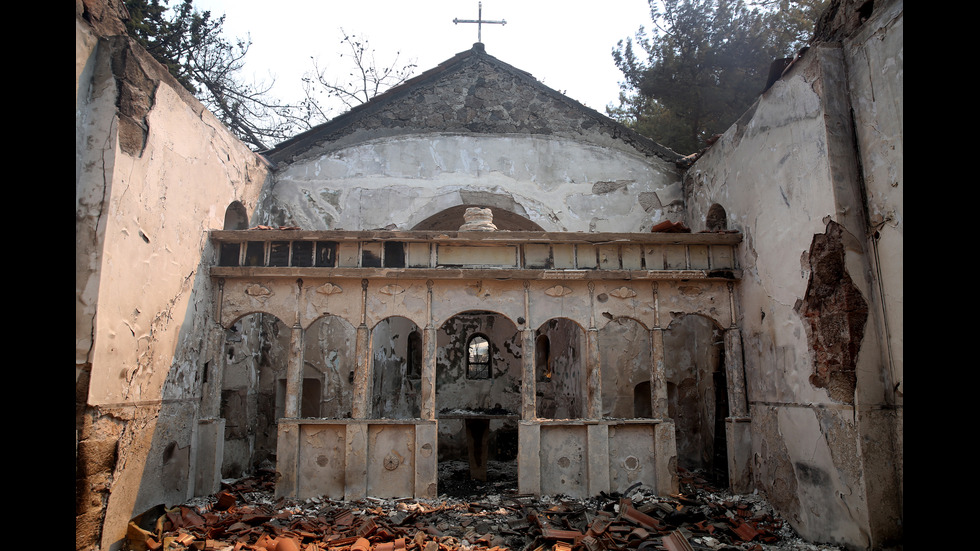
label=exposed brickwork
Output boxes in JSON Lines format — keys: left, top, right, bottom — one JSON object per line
{"left": 801, "top": 221, "right": 868, "bottom": 404}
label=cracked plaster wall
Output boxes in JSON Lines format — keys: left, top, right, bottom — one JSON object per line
{"left": 75, "top": 8, "right": 270, "bottom": 548}
{"left": 842, "top": 6, "right": 903, "bottom": 530}
{"left": 267, "top": 134, "right": 682, "bottom": 232}
{"left": 683, "top": 4, "right": 902, "bottom": 546}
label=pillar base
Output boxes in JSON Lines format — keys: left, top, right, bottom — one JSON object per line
{"left": 726, "top": 417, "right": 752, "bottom": 494}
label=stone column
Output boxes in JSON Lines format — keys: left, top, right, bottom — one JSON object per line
{"left": 724, "top": 291, "right": 752, "bottom": 493}
{"left": 352, "top": 279, "right": 371, "bottom": 419}
{"left": 724, "top": 328, "right": 749, "bottom": 418}
{"left": 723, "top": 328, "right": 753, "bottom": 494}
{"left": 650, "top": 328, "right": 669, "bottom": 419}
{"left": 585, "top": 281, "right": 602, "bottom": 419}
{"left": 195, "top": 279, "right": 228, "bottom": 497}
{"left": 421, "top": 280, "right": 437, "bottom": 420}
{"left": 649, "top": 282, "right": 669, "bottom": 419}
{"left": 521, "top": 281, "right": 536, "bottom": 419}
{"left": 654, "top": 421, "right": 679, "bottom": 494}
{"left": 284, "top": 324, "right": 304, "bottom": 418}
{"left": 201, "top": 322, "right": 226, "bottom": 419}
{"left": 521, "top": 328, "right": 535, "bottom": 419}
{"left": 201, "top": 279, "right": 227, "bottom": 419}
{"left": 586, "top": 327, "right": 601, "bottom": 419}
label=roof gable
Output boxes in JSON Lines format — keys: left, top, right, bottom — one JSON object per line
{"left": 264, "top": 43, "right": 677, "bottom": 165}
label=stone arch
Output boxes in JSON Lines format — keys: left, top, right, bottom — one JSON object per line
{"left": 705, "top": 203, "right": 728, "bottom": 231}
{"left": 223, "top": 201, "right": 249, "bottom": 230}
{"left": 304, "top": 314, "right": 358, "bottom": 418}
{"left": 370, "top": 316, "right": 422, "bottom": 419}
{"left": 411, "top": 205, "right": 545, "bottom": 231}
{"left": 599, "top": 316, "right": 655, "bottom": 419}
{"left": 663, "top": 313, "right": 729, "bottom": 484}
{"left": 436, "top": 310, "right": 521, "bottom": 412}
{"left": 535, "top": 317, "right": 586, "bottom": 420}
{"left": 219, "top": 311, "right": 289, "bottom": 477}
{"left": 436, "top": 310, "right": 522, "bottom": 483}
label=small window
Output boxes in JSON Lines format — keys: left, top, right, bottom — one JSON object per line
{"left": 466, "top": 335, "right": 491, "bottom": 379}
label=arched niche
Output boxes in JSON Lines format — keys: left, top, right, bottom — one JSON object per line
{"left": 535, "top": 318, "right": 586, "bottom": 420}
{"left": 223, "top": 201, "right": 249, "bottom": 230}
{"left": 304, "top": 314, "right": 358, "bottom": 418}
{"left": 219, "top": 312, "right": 289, "bottom": 478}
{"left": 663, "top": 313, "right": 729, "bottom": 485}
{"left": 411, "top": 205, "right": 545, "bottom": 231}
{"left": 705, "top": 203, "right": 728, "bottom": 232}
{"left": 370, "top": 316, "right": 422, "bottom": 419}
{"left": 599, "top": 316, "right": 654, "bottom": 419}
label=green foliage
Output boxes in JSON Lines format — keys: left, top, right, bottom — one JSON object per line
{"left": 610, "top": 0, "right": 827, "bottom": 154}
{"left": 123, "top": 0, "right": 299, "bottom": 150}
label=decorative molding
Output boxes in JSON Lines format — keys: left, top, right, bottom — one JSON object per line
{"left": 244, "top": 283, "right": 272, "bottom": 298}
{"left": 544, "top": 285, "right": 573, "bottom": 297}
{"left": 315, "top": 282, "right": 343, "bottom": 295}
{"left": 609, "top": 286, "right": 636, "bottom": 299}
{"left": 379, "top": 284, "right": 406, "bottom": 296}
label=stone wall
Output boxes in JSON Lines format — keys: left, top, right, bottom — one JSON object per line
{"left": 75, "top": 2, "right": 270, "bottom": 548}
{"left": 683, "top": 1, "right": 903, "bottom": 547}
{"left": 263, "top": 49, "right": 684, "bottom": 234}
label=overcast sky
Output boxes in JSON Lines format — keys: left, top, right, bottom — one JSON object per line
{"left": 192, "top": 0, "right": 654, "bottom": 118}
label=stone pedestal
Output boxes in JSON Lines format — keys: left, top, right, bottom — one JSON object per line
{"left": 459, "top": 207, "right": 497, "bottom": 231}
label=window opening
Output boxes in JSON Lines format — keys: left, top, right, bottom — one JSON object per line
{"left": 315, "top": 242, "right": 337, "bottom": 267}
{"left": 244, "top": 242, "right": 265, "bottom": 266}
{"left": 269, "top": 241, "right": 290, "bottom": 266}
{"left": 407, "top": 330, "right": 423, "bottom": 379}
{"left": 384, "top": 241, "right": 406, "bottom": 268}
{"left": 466, "top": 335, "right": 491, "bottom": 379}
{"left": 219, "top": 242, "right": 241, "bottom": 266}
{"left": 292, "top": 241, "right": 313, "bottom": 267}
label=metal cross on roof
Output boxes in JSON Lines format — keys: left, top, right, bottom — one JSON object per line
{"left": 453, "top": 2, "right": 507, "bottom": 44}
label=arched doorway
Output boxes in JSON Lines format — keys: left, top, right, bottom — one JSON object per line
{"left": 664, "top": 314, "right": 729, "bottom": 485}
{"left": 371, "top": 316, "right": 423, "bottom": 419}
{"left": 304, "top": 315, "right": 357, "bottom": 418}
{"left": 220, "top": 312, "right": 289, "bottom": 477}
{"left": 436, "top": 310, "right": 521, "bottom": 495}
{"left": 535, "top": 318, "right": 586, "bottom": 419}
{"left": 599, "top": 317, "right": 654, "bottom": 419}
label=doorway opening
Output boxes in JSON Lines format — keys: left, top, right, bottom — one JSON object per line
{"left": 435, "top": 310, "right": 520, "bottom": 497}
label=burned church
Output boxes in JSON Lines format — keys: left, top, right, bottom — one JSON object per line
{"left": 76, "top": 0, "right": 903, "bottom": 549}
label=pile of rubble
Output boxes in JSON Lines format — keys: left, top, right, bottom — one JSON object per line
{"left": 126, "top": 467, "right": 842, "bottom": 551}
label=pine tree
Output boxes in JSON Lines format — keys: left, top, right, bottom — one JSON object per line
{"left": 610, "top": 0, "right": 826, "bottom": 154}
